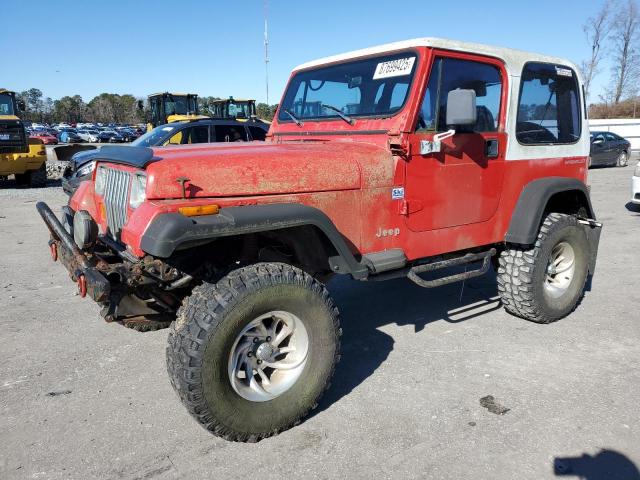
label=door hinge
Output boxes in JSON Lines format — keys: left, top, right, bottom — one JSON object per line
{"left": 388, "top": 133, "right": 411, "bottom": 158}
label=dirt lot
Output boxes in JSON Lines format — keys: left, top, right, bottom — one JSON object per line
{"left": 1, "top": 167, "right": 639, "bottom": 480}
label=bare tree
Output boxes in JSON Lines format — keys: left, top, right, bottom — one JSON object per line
{"left": 609, "top": 0, "right": 640, "bottom": 103}
{"left": 581, "top": 1, "right": 613, "bottom": 99}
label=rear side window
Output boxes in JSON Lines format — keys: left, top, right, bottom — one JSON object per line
{"left": 516, "top": 63, "right": 581, "bottom": 145}
{"left": 248, "top": 126, "right": 266, "bottom": 141}
{"left": 215, "top": 125, "right": 248, "bottom": 142}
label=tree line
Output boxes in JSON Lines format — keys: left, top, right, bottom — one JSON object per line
{"left": 583, "top": 0, "right": 640, "bottom": 117}
{"left": 16, "top": 88, "right": 279, "bottom": 125}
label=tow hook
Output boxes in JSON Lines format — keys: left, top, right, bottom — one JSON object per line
{"left": 77, "top": 273, "right": 87, "bottom": 298}
{"left": 48, "top": 240, "right": 58, "bottom": 262}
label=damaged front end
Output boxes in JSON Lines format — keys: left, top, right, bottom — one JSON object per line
{"left": 36, "top": 201, "right": 196, "bottom": 331}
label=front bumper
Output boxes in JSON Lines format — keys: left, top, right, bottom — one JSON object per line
{"left": 632, "top": 175, "right": 640, "bottom": 204}
{"left": 36, "top": 201, "right": 110, "bottom": 302}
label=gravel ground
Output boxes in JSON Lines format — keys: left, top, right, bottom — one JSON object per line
{"left": 0, "top": 166, "right": 639, "bottom": 480}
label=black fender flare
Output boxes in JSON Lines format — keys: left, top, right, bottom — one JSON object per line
{"left": 505, "top": 177, "right": 595, "bottom": 245}
{"left": 140, "top": 203, "right": 369, "bottom": 279}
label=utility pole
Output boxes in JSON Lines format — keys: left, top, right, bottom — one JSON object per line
{"left": 264, "top": 0, "right": 270, "bottom": 105}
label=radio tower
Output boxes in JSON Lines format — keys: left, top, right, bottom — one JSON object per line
{"left": 264, "top": 0, "right": 270, "bottom": 105}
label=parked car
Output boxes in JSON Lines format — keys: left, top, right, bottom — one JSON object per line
{"left": 29, "top": 131, "right": 58, "bottom": 145}
{"left": 77, "top": 129, "right": 100, "bottom": 143}
{"left": 57, "top": 129, "right": 83, "bottom": 143}
{"left": 62, "top": 119, "right": 268, "bottom": 195}
{"left": 116, "top": 128, "right": 137, "bottom": 142}
{"left": 98, "top": 130, "right": 125, "bottom": 143}
{"left": 589, "top": 131, "right": 631, "bottom": 167}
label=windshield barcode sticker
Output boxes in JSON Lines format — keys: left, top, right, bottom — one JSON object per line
{"left": 373, "top": 57, "right": 416, "bottom": 79}
{"left": 556, "top": 67, "right": 573, "bottom": 77}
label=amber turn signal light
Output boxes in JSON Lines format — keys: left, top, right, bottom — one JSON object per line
{"left": 178, "top": 204, "right": 220, "bottom": 216}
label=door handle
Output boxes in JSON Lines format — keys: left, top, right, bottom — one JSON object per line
{"left": 486, "top": 139, "right": 499, "bottom": 158}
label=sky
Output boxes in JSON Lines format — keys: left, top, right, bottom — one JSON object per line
{"left": 1, "top": 0, "right": 611, "bottom": 104}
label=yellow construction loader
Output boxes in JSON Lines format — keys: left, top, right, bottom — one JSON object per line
{"left": 0, "top": 88, "right": 47, "bottom": 187}
{"left": 210, "top": 97, "right": 268, "bottom": 123}
{"left": 144, "top": 92, "right": 208, "bottom": 132}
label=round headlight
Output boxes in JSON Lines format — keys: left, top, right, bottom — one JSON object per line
{"left": 76, "top": 161, "right": 95, "bottom": 178}
{"left": 129, "top": 173, "right": 147, "bottom": 208}
{"left": 634, "top": 162, "right": 640, "bottom": 177}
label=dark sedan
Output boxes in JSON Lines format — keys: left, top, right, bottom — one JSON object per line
{"left": 62, "top": 119, "right": 268, "bottom": 195}
{"left": 589, "top": 131, "right": 631, "bottom": 167}
{"left": 98, "top": 130, "right": 126, "bottom": 143}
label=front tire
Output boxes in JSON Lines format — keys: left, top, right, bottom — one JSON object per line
{"left": 166, "top": 263, "right": 341, "bottom": 442}
{"left": 29, "top": 165, "right": 47, "bottom": 188}
{"left": 497, "top": 213, "right": 590, "bottom": 323}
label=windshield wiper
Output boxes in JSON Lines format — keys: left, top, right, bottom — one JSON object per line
{"left": 322, "top": 104, "right": 354, "bottom": 125}
{"left": 282, "top": 109, "right": 303, "bottom": 126}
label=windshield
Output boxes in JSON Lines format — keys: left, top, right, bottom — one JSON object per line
{"left": 165, "top": 95, "right": 198, "bottom": 116}
{"left": 132, "top": 124, "right": 176, "bottom": 147}
{"left": 278, "top": 52, "right": 417, "bottom": 123}
{"left": 0, "top": 93, "right": 16, "bottom": 116}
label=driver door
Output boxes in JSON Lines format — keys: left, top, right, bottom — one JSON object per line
{"left": 404, "top": 52, "right": 506, "bottom": 233}
{"left": 590, "top": 133, "right": 607, "bottom": 166}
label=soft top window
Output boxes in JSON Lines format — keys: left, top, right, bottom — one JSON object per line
{"left": 278, "top": 52, "right": 417, "bottom": 123}
{"left": 516, "top": 62, "right": 581, "bottom": 145}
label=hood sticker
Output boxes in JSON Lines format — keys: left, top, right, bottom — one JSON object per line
{"left": 373, "top": 57, "right": 416, "bottom": 80}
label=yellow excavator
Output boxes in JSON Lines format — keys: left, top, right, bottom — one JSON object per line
{"left": 0, "top": 88, "right": 47, "bottom": 187}
{"left": 144, "top": 92, "right": 208, "bottom": 132}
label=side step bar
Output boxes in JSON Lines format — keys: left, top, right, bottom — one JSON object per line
{"left": 407, "top": 248, "right": 496, "bottom": 288}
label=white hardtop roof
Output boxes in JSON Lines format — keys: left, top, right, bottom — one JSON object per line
{"left": 293, "top": 37, "right": 580, "bottom": 77}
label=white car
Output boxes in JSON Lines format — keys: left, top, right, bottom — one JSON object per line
{"left": 632, "top": 162, "right": 640, "bottom": 205}
{"left": 77, "top": 129, "right": 100, "bottom": 143}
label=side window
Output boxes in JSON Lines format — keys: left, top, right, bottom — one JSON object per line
{"left": 215, "top": 125, "right": 248, "bottom": 142}
{"left": 166, "top": 130, "right": 184, "bottom": 145}
{"left": 516, "top": 62, "right": 581, "bottom": 145}
{"left": 416, "top": 57, "right": 502, "bottom": 133}
{"left": 184, "top": 126, "right": 209, "bottom": 144}
{"left": 248, "top": 126, "right": 266, "bottom": 141}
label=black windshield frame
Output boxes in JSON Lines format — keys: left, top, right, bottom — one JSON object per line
{"left": 278, "top": 50, "right": 419, "bottom": 124}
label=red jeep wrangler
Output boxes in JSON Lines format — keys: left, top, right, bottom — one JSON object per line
{"left": 38, "top": 38, "right": 602, "bottom": 442}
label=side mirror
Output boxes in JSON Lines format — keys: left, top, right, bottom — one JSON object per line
{"left": 137, "top": 100, "right": 144, "bottom": 111}
{"left": 446, "top": 89, "right": 477, "bottom": 127}
{"left": 17, "top": 100, "right": 26, "bottom": 111}
{"left": 419, "top": 89, "right": 477, "bottom": 156}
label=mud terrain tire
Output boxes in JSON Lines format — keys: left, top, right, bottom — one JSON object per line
{"left": 166, "top": 262, "right": 341, "bottom": 442}
{"left": 497, "top": 213, "right": 590, "bottom": 323}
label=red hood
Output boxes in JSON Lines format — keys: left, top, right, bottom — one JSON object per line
{"left": 145, "top": 141, "right": 386, "bottom": 199}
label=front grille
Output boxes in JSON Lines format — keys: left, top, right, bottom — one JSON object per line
{"left": 0, "top": 120, "right": 28, "bottom": 154}
{"left": 103, "top": 167, "right": 132, "bottom": 239}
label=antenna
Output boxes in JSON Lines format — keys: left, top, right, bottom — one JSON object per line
{"left": 264, "top": 0, "right": 270, "bottom": 105}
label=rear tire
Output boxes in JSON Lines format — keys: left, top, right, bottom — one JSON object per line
{"left": 166, "top": 262, "right": 341, "bottom": 442}
{"left": 497, "top": 213, "right": 590, "bottom": 323}
{"left": 29, "top": 165, "right": 47, "bottom": 188}
{"left": 617, "top": 151, "right": 629, "bottom": 167}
